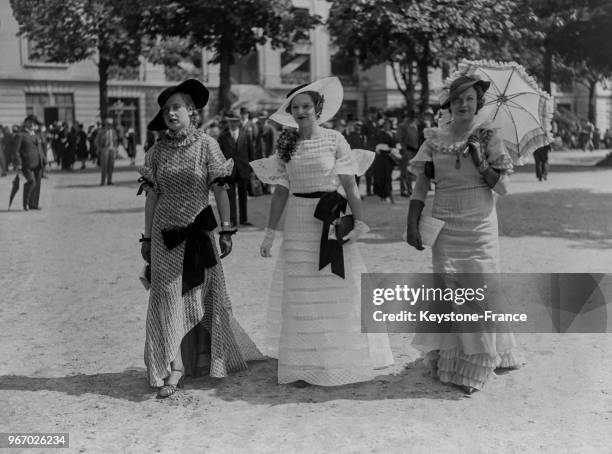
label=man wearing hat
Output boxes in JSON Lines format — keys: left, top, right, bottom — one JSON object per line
{"left": 217, "top": 112, "right": 255, "bottom": 226}
{"left": 95, "top": 117, "right": 119, "bottom": 185}
{"left": 13, "top": 115, "right": 46, "bottom": 210}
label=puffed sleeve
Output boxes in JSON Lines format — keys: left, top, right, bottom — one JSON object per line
{"left": 333, "top": 130, "right": 374, "bottom": 176}
{"left": 205, "top": 134, "right": 234, "bottom": 187}
{"left": 138, "top": 144, "right": 159, "bottom": 193}
{"left": 250, "top": 153, "right": 289, "bottom": 189}
{"left": 407, "top": 140, "right": 434, "bottom": 176}
{"left": 483, "top": 128, "right": 513, "bottom": 174}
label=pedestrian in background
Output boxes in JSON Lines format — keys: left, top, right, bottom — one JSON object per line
{"left": 12, "top": 115, "right": 46, "bottom": 210}
{"left": 95, "top": 118, "right": 118, "bottom": 185}
{"left": 0, "top": 125, "right": 7, "bottom": 177}
{"left": 70, "top": 122, "right": 89, "bottom": 170}
{"left": 217, "top": 113, "right": 255, "bottom": 227}
{"left": 396, "top": 109, "right": 420, "bottom": 197}
{"left": 126, "top": 127, "right": 137, "bottom": 166}
{"left": 362, "top": 107, "right": 380, "bottom": 196}
{"left": 533, "top": 144, "right": 550, "bottom": 181}
{"left": 372, "top": 117, "right": 397, "bottom": 203}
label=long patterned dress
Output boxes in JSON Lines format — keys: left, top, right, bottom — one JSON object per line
{"left": 261, "top": 128, "right": 394, "bottom": 386}
{"left": 139, "top": 127, "right": 262, "bottom": 387}
{"left": 409, "top": 121, "right": 520, "bottom": 390}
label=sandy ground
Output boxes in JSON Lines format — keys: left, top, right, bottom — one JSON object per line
{"left": 1, "top": 149, "right": 611, "bottom": 454}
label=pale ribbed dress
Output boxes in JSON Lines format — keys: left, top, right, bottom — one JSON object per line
{"left": 139, "top": 127, "right": 263, "bottom": 388}
{"left": 409, "top": 121, "right": 520, "bottom": 390}
{"left": 264, "top": 128, "right": 394, "bottom": 386}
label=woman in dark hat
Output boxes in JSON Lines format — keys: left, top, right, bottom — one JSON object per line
{"left": 252, "top": 77, "right": 393, "bottom": 387}
{"left": 406, "top": 72, "right": 520, "bottom": 394}
{"left": 138, "top": 79, "right": 262, "bottom": 398}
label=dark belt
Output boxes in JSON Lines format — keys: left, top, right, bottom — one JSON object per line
{"left": 294, "top": 191, "right": 348, "bottom": 279}
{"left": 161, "top": 205, "right": 218, "bottom": 295}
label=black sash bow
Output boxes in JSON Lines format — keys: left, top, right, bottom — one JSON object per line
{"left": 296, "top": 191, "right": 348, "bottom": 279}
{"left": 161, "top": 205, "right": 218, "bottom": 295}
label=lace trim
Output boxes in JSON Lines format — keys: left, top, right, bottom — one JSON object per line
{"left": 162, "top": 126, "right": 200, "bottom": 147}
{"left": 424, "top": 120, "right": 496, "bottom": 154}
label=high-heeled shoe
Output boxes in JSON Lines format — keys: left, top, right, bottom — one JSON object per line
{"left": 459, "top": 385, "right": 478, "bottom": 395}
{"left": 157, "top": 368, "right": 185, "bottom": 398}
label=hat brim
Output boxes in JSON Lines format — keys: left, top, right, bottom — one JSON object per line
{"left": 147, "top": 110, "right": 166, "bottom": 132}
{"left": 270, "top": 77, "right": 343, "bottom": 128}
{"left": 147, "top": 79, "right": 209, "bottom": 131}
{"left": 440, "top": 80, "right": 490, "bottom": 109}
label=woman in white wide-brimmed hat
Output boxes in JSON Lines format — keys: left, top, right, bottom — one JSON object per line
{"left": 252, "top": 77, "right": 394, "bottom": 387}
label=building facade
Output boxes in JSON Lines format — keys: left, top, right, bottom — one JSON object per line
{"left": 1, "top": 0, "right": 610, "bottom": 141}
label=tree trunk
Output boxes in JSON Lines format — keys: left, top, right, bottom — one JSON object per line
{"left": 218, "top": 33, "right": 233, "bottom": 115}
{"left": 543, "top": 39, "right": 553, "bottom": 94}
{"left": 588, "top": 78, "right": 596, "bottom": 123}
{"left": 98, "top": 56, "right": 110, "bottom": 120}
{"left": 418, "top": 39, "right": 430, "bottom": 113}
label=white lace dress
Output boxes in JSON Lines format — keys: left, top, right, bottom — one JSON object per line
{"left": 256, "top": 128, "right": 394, "bottom": 386}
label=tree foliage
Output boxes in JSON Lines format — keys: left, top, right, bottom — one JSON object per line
{"left": 139, "top": 0, "right": 321, "bottom": 113}
{"left": 11, "top": 0, "right": 144, "bottom": 119}
{"left": 327, "top": 0, "right": 517, "bottom": 111}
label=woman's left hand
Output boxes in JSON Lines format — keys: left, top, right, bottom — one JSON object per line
{"left": 219, "top": 234, "right": 232, "bottom": 258}
{"left": 467, "top": 134, "right": 485, "bottom": 167}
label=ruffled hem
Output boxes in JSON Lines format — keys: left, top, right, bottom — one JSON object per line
{"left": 437, "top": 348, "right": 497, "bottom": 390}
{"left": 424, "top": 346, "right": 520, "bottom": 389}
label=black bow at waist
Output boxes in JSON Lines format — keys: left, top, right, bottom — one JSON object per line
{"left": 294, "top": 191, "right": 348, "bottom": 279}
{"left": 161, "top": 205, "right": 218, "bottom": 295}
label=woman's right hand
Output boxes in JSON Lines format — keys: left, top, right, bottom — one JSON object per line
{"left": 141, "top": 241, "right": 151, "bottom": 262}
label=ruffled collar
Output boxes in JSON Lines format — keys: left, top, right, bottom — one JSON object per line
{"left": 424, "top": 120, "right": 497, "bottom": 153}
{"left": 163, "top": 125, "right": 200, "bottom": 147}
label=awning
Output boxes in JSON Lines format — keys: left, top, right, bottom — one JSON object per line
{"left": 230, "top": 84, "right": 284, "bottom": 112}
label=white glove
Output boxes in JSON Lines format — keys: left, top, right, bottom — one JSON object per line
{"left": 342, "top": 220, "right": 370, "bottom": 244}
{"left": 260, "top": 227, "right": 276, "bottom": 257}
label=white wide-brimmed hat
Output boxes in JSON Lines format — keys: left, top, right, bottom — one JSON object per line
{"left": 270, "top": 77, "right": 344, "bottom": 128}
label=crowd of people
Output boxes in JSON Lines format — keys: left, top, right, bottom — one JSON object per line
{"left": 555, "top": 116, "right": 612, "bottom": 151}
{"left": 0, "top": 117, "right": 139, "bottom": 177}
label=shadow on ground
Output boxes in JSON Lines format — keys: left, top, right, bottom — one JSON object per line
{"left": 343, "top": 188, "right": 612, "bottom": 248}
{"left": 0, "top": 360, "right": 471, "bottom": 404}
{"left": 0, "top": 368, "right": 151, "bottom": 403}
{"left": 498, "top": 189, "right": 612, "bottom": 247}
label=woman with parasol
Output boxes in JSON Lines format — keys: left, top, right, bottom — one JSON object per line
{"left": 406, "top": 72, "right": 520, "bottom": 394}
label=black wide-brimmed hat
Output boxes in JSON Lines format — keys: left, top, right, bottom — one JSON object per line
{"left": 147, "top": 79, "right": 209, "bottom": 131}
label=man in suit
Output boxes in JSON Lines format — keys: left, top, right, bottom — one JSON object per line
{"left": 396, "top": 109, "right": 420, "bottom": 197}
{"left": 217, "top": 113, "right": 255, "bottom": 227}
{"left": 95, "top": 117, "right": 119, "bottom": 185}
{"left": 13, "top": 115, "right": 46, "bottom": 210}
{"left": 361, "top": 107, "right": 380, "bottom": 196}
